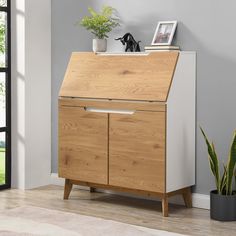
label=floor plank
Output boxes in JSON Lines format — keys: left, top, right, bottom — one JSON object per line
{"left": 0, "top": 185, "right": 235, "bottom": 236}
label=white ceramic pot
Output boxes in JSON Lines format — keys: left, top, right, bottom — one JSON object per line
{"left": 93, "top": 39, "right": 107, "bottom": 52}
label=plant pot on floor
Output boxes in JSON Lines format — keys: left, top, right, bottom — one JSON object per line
{"left": 210, "top": 190, "right": 236, "bottom": 221}
{"left": 93, "top": 39, "right": 107, "bottom": 52}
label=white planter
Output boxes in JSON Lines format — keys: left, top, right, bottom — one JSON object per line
{"left": 93, "top": 39, "right": 107, "bottom": 52}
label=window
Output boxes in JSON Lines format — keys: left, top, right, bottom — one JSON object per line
{"left": 0, "top": 0, "right": 11, "bottom": 190}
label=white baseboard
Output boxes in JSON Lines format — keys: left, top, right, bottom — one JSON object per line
{"left": 50, "top": 173, "right": 210, "bottom": 210}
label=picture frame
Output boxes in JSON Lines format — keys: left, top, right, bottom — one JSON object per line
{"left": 151, "top": 21, "right": 177, "bottom": 46}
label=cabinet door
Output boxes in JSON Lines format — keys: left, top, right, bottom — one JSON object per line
{"left": 109, "top": 111, "right": 166, "bottom": 193}
{"left": 59, "top": 106, "right": 108, "bottom": 184}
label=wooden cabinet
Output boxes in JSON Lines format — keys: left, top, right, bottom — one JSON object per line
{"left": 59, "top": 106, "right": 108, "bottom": 184}
{"left": 109, "top": 111, "right": 166, "bottom": 193}
{"left": 58, "top": 52, "right": 196, "bottom": 217}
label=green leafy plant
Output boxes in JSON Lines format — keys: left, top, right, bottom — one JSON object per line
{"left": 0, "top": 83, "right": 3, "bottom": 94}
{"left": 0, "top": 19, "right": 5, "bottom": 94}
{"left": 0, "top": 22, "right": 5, "bottom": 54}
{"left": 200, "top": 128, "right": 236, "bottom": 195}
{"left": 0, "top": 0, "right": 7, "bottom": 7}
{"left": 80, "top": 6, "right": 119, "bottom": 39}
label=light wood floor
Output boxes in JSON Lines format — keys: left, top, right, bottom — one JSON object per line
{"left": 0, "top": 185, "right": 235, "bottom": 236}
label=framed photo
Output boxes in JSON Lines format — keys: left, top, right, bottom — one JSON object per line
{"left": 151, "top": 21, "right": 177, "bottom": 46}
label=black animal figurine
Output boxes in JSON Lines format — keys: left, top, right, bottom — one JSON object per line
{"left": 115, "top": 33, "right": 141, "bottom": 52}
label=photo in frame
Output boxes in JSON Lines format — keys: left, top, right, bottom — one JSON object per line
{"left": 152, "top": 21, "right": 177, "bottom": 46}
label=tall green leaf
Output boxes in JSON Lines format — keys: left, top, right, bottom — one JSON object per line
{"left": 235, "top": 170, "right": 236, "bottom": 191}
{"left": 102, "top": 6, "right": 113, "bottom": 17}
{"left": 200, "top": 128, "right": 220, "bottom": 193}
{"left": 219, "top": 164, "right": 227, "bottom": 194}
{"left": 88, "top": 7, "right": 97, "bottom": 17}
{"left": 226, "top": 131, "right": 236, "bottom": 195}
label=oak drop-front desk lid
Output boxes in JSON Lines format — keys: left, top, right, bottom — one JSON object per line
{"left": 59, "top": 52, "right": 179, "bottom": 102}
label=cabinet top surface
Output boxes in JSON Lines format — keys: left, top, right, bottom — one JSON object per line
{"left": 59, "top": 52, "right": 179, "bottom": 102}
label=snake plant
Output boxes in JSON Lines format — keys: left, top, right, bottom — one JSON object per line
{"left": 201, "top": 128, "right": 236, "bottom": 195}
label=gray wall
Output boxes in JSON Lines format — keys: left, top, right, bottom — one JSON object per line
{"left": 52, "top": 0, "right": 236, "bottom": 194}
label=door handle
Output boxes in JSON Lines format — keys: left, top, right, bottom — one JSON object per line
{"left": 84, "top": 107, "right": 135, "bottom": 115}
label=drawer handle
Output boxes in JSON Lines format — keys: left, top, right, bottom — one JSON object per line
{"left": 97, "top": 52, "right": 150, "bottom": 56}
{"left": 84, "top": 107, "right": 135, "bottom": 115}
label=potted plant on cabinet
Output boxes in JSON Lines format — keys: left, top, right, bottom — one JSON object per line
{"left": 201, "top": 128, "right": 236, "bottom": 221}
{"left": 80, "top": 6, "right": 119, "bottom": 52}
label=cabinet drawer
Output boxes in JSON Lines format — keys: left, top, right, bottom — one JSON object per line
{"left": 59, "top": 98, "right": 166, "bottom": 112}
{"left": 109, "top": 111, "right": 166, "bottom": 193}
{"left": 59, "top": 106, "right": 108, "bottom": 184}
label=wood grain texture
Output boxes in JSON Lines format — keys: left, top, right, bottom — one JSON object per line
{"left": 64, "top": 179, "right": 73, "bottom": 200}
{"left": 59, "top": 106, "right": 108, "bottom": 184}
{"left": 62, "top": 178, "right": 192, "bottom": 217}
{"left": 162, "top": 197, "right": 169, "bottom": 217}
{"left": 59, "top": 52, "right": 179, "bottom": 102}
{"left": 69, "top": 179, "right": 165, "bottom": 198}
{"left": 182, "top": 187, "right": 192, "bottom": 208}
{"left": 2, "top": 186, "right": 236, "bottom": 236}
{"left": 59, "top": 98, "right": 166, "bottom": 112}
{"left": 109, "top": 111, "right": 166, "bottom": 193}
{"left": 66, "top": 180, "right": 191, "bottom": 216}
{"left": 68, "top": 179, "right": 189, "bottom": 200}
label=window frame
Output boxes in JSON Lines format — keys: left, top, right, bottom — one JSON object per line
{"left": 0, "top": 0, "right": 11, "bottom": 190}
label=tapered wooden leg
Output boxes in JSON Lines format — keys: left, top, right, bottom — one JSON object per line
{"left": 64, "top": 179, "right": 73, "bottom": 200}
{"left": 162, "top": 196, "right": 169, "bottom": 217}
{"left": 182, "top": 187, "right": 192, "bottom": 208}
{"left": 90, "top": 187, "right": 96, "bottom": 193}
